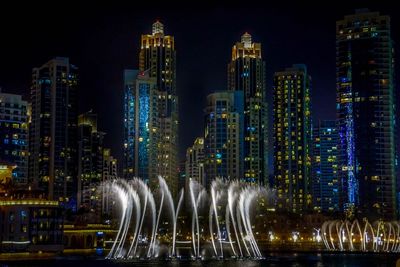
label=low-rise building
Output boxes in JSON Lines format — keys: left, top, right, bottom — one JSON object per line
{"left": 0, "top": 198, "right": 63, "bottom": 252}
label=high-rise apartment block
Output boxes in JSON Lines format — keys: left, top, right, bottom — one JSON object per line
{"left": 204, "top": 91, "right": 244, "bottom": 186}
{"left": 29, "top": 57, "right": 78, "bottom": 208}
{"left": 228, "top": 33, "right": 268, "bottom": 185}
{"left": 336, "top": 10, "right": 397, "bottom": 219}
{"left": 273, "top": 64, "right": 312, "bottom": 214}
{"left": 312, "top": 120, "right": 339, "bottom": 213}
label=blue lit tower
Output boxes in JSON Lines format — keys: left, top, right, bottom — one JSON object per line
{"left": 29, "top": 57, "right": 78, "bottom": 208}
{"left": 336, "top": 9, "right": 397, "bottom": 219}
{"left": 273, "top": 64, "right": 312, "bottom": 214}
{"left": 228, "top": 33, "right": 268, "bottom": 185}
{"left": 123, "top": 69, "right": 139, "bottom": 179}
{"left": 204, "top": 91, "right": 244, "bottom": 187}
{"left": 123, "top": 70, "right": 159, "bottom": 184}
{"left": 312, "top": 120, "right": 339, "bottom": 213}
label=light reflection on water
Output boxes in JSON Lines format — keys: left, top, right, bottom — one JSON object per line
{"left": 2, "top": 253, "right": 399, "bottom": 267}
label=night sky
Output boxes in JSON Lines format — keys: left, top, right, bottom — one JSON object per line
{"left": 0, "top": 1, "right": 398, "bottom": 166}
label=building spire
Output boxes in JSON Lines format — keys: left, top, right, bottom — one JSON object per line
{"left": 152, "top": 20, "right": 164, "bottom": 35}
{"left": 241, "top": 32, "right": 252, "bottom": 48}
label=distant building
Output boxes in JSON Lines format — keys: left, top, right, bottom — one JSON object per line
{"left": 0, "top": 90, "right": 29, "bottom": 184}
{"left": 102, "top": 148, "right": 117, "bottom": 216}
{"left": 228, "top": 33, "right": 268, "bottom": 185}
{"left": 185, "top": 137, "right": 205, "bottom": 186}
{"left": 204, "top": 91, "right": 244, "bottom": 187}
{"left": 273, "top": 64, "right": 312, "bottom": 214}
{"left": 336, "top": 10, "right": 397, "bottom": 219}
{"left": 312, "top": 120, "right": 339, "bottom": 213}
{"left": 29, "top": 57, "right": 78, "bottom": 209}
{"left": 178, "top": 160, "right": 186, "bottom": 193}
{"left": 77, "top": 111, "right": 104, "bottom": 213}
{"left": 63, "top": 223, "right": 116, "bottom": 253}
{"left": 0, "top": 198, "right": 63, "bottom": 252}
{"left": 102, "top": 149, "right": 117, "bottom": 182}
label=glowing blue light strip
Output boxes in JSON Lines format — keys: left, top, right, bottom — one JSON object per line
{"left": 345, "top": 99, "right": 357, "bottom": 204}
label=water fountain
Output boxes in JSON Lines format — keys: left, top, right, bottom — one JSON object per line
{"left": 103, "top": 177, "right": 276, "bottom": 260}
{"left": 321, "top": 219, "right": 400, "bottom": 252}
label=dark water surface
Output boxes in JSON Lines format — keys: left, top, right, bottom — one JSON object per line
{"left": 1, "top": 253, "right": 399, "bottom": 267}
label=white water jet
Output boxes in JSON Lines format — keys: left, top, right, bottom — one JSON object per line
{"left": 173, "top": 189, "right": 184, "bottom": 256}
{"left": 321, "top": 219, "right": 400, "bottom": 253}
{"left": 106, "top": 183, "right": 128, "bottom": 259}
{"left": 189, "top": 179, "right": 199, "bottom": 257}
{"left": 189, "top": 179, "right": 206, "bottom": 258}
{"left": 226, "top": 181, "right": 241, "bottom": 257}
{"left": 103, "top": 177, "right": 276, "bottom": 260}
{"left": 115, "top": 180, "right": 134, "bottom": 258}
{"left": 131, "top": 179, "right": 152, "bottom": 257}
{"left": 209, "top": 179, "right": 224, "bottom": 258}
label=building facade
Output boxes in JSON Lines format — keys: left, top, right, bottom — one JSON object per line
{"left": 123, "top": 69, "right": 138, "bottom": 179}
{"left": 0, "top": 90, "right": 29, "bottom": 185}
{"left": 77, "top": 111, "right": 104, "bottom": 212}
{"left": 336, "top": 10, "right": 397, "bottom": 219}
{"left": 185, "top": 137, "right": 205, "bottom": 186}
{"left": 312, "top": 120, "right": 339, "bottom": 213}
{"left": 29, "top": 57, "right": 78, "bottom": 209}
{"left": 273, "top": 64, "right": 312, "bottom": 214}
{"left": 123, "top": 70, "right": 159, "bottom": 186}
{"left": 139, "top": 21, "right": 179, "bottom": 196}
{"left": 204, "top": 91, "right": 244, "bottom": 187}
{"left": 228, "top": 33, "right": 268, "bottom": 185}
{"left": 0, "top": 163, "right": 16, "bottom": 195}
{"left": 0, "top": 199, "right": 63, "bottom": 252}
{"left": 102, "top": 148, "right": 117, "bottom": 217}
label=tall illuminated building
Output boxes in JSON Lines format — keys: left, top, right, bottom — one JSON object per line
{"left": 273, "top": 64, "right": 312, "bottom": 214}
{"left": 123, "top": 69, "right": 138, "bottom": 179}
{"left": 139, "top": 21, "right": 178, "bottom": 195}
{"left": 77, "top": 111, "right": 104, "bottom": 212}
{"left": 336, "top": 10, "right": 397, "bottom": 219}
{"left": 312, "top": 120, "right": 339, "bottom": 213}
{"left": 29, "top": 57, "right": 78, "bottom": 208}
{"left": 123, "top": 70, "right": 159, "bottom": 186}
{"left": 185, "top": 137, "right": 205, "bottom": 186}
{"left": 0, "top": 90, "right": 29, "bottom": 185}
{"left": 228, "top": 33, "right": 268, "bottom": 185}
{"left": 204, "top": 91, "right": 244, "bottom": 187}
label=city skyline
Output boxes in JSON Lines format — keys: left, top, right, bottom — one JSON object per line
{"left": 1, "top": 3, "right": 398, "bottom": 164}
{"left": 1, "top": 3, "right": 400, "bottom": 262}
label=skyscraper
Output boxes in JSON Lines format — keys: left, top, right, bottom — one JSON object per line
{"left": 185, "top": 137, "right": 205, "bottom": 186}
{"left": 336, "top": 9, "right": 397, "bottom": 219}
{"left": 204, "top": 91, "right": 244, "bottom": 187}
{"left": 312, "top": 120, "right": 339, "bottom": 213}
{"left": 273, "top": 64, "right": 312, "bottom": 214}
{"left": 0, "top": 90, "right": 29, "bottom": 185}
{"left": 29, "top": 57, "right": 78, "bottom": 208}
{"left": 228, "top": 33, "right": 268, "bottom": 185}
{"left": 123, "top": 70, "right": 159, "bottom": 186}
{"left": 77, "top": 111, "right": 104, "bottom": 212}
{"left": 123, "top": 69, "right": 139, "bottom": 179}
{"left": 139, "top": 21, "right": 179, "bottom": 195}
